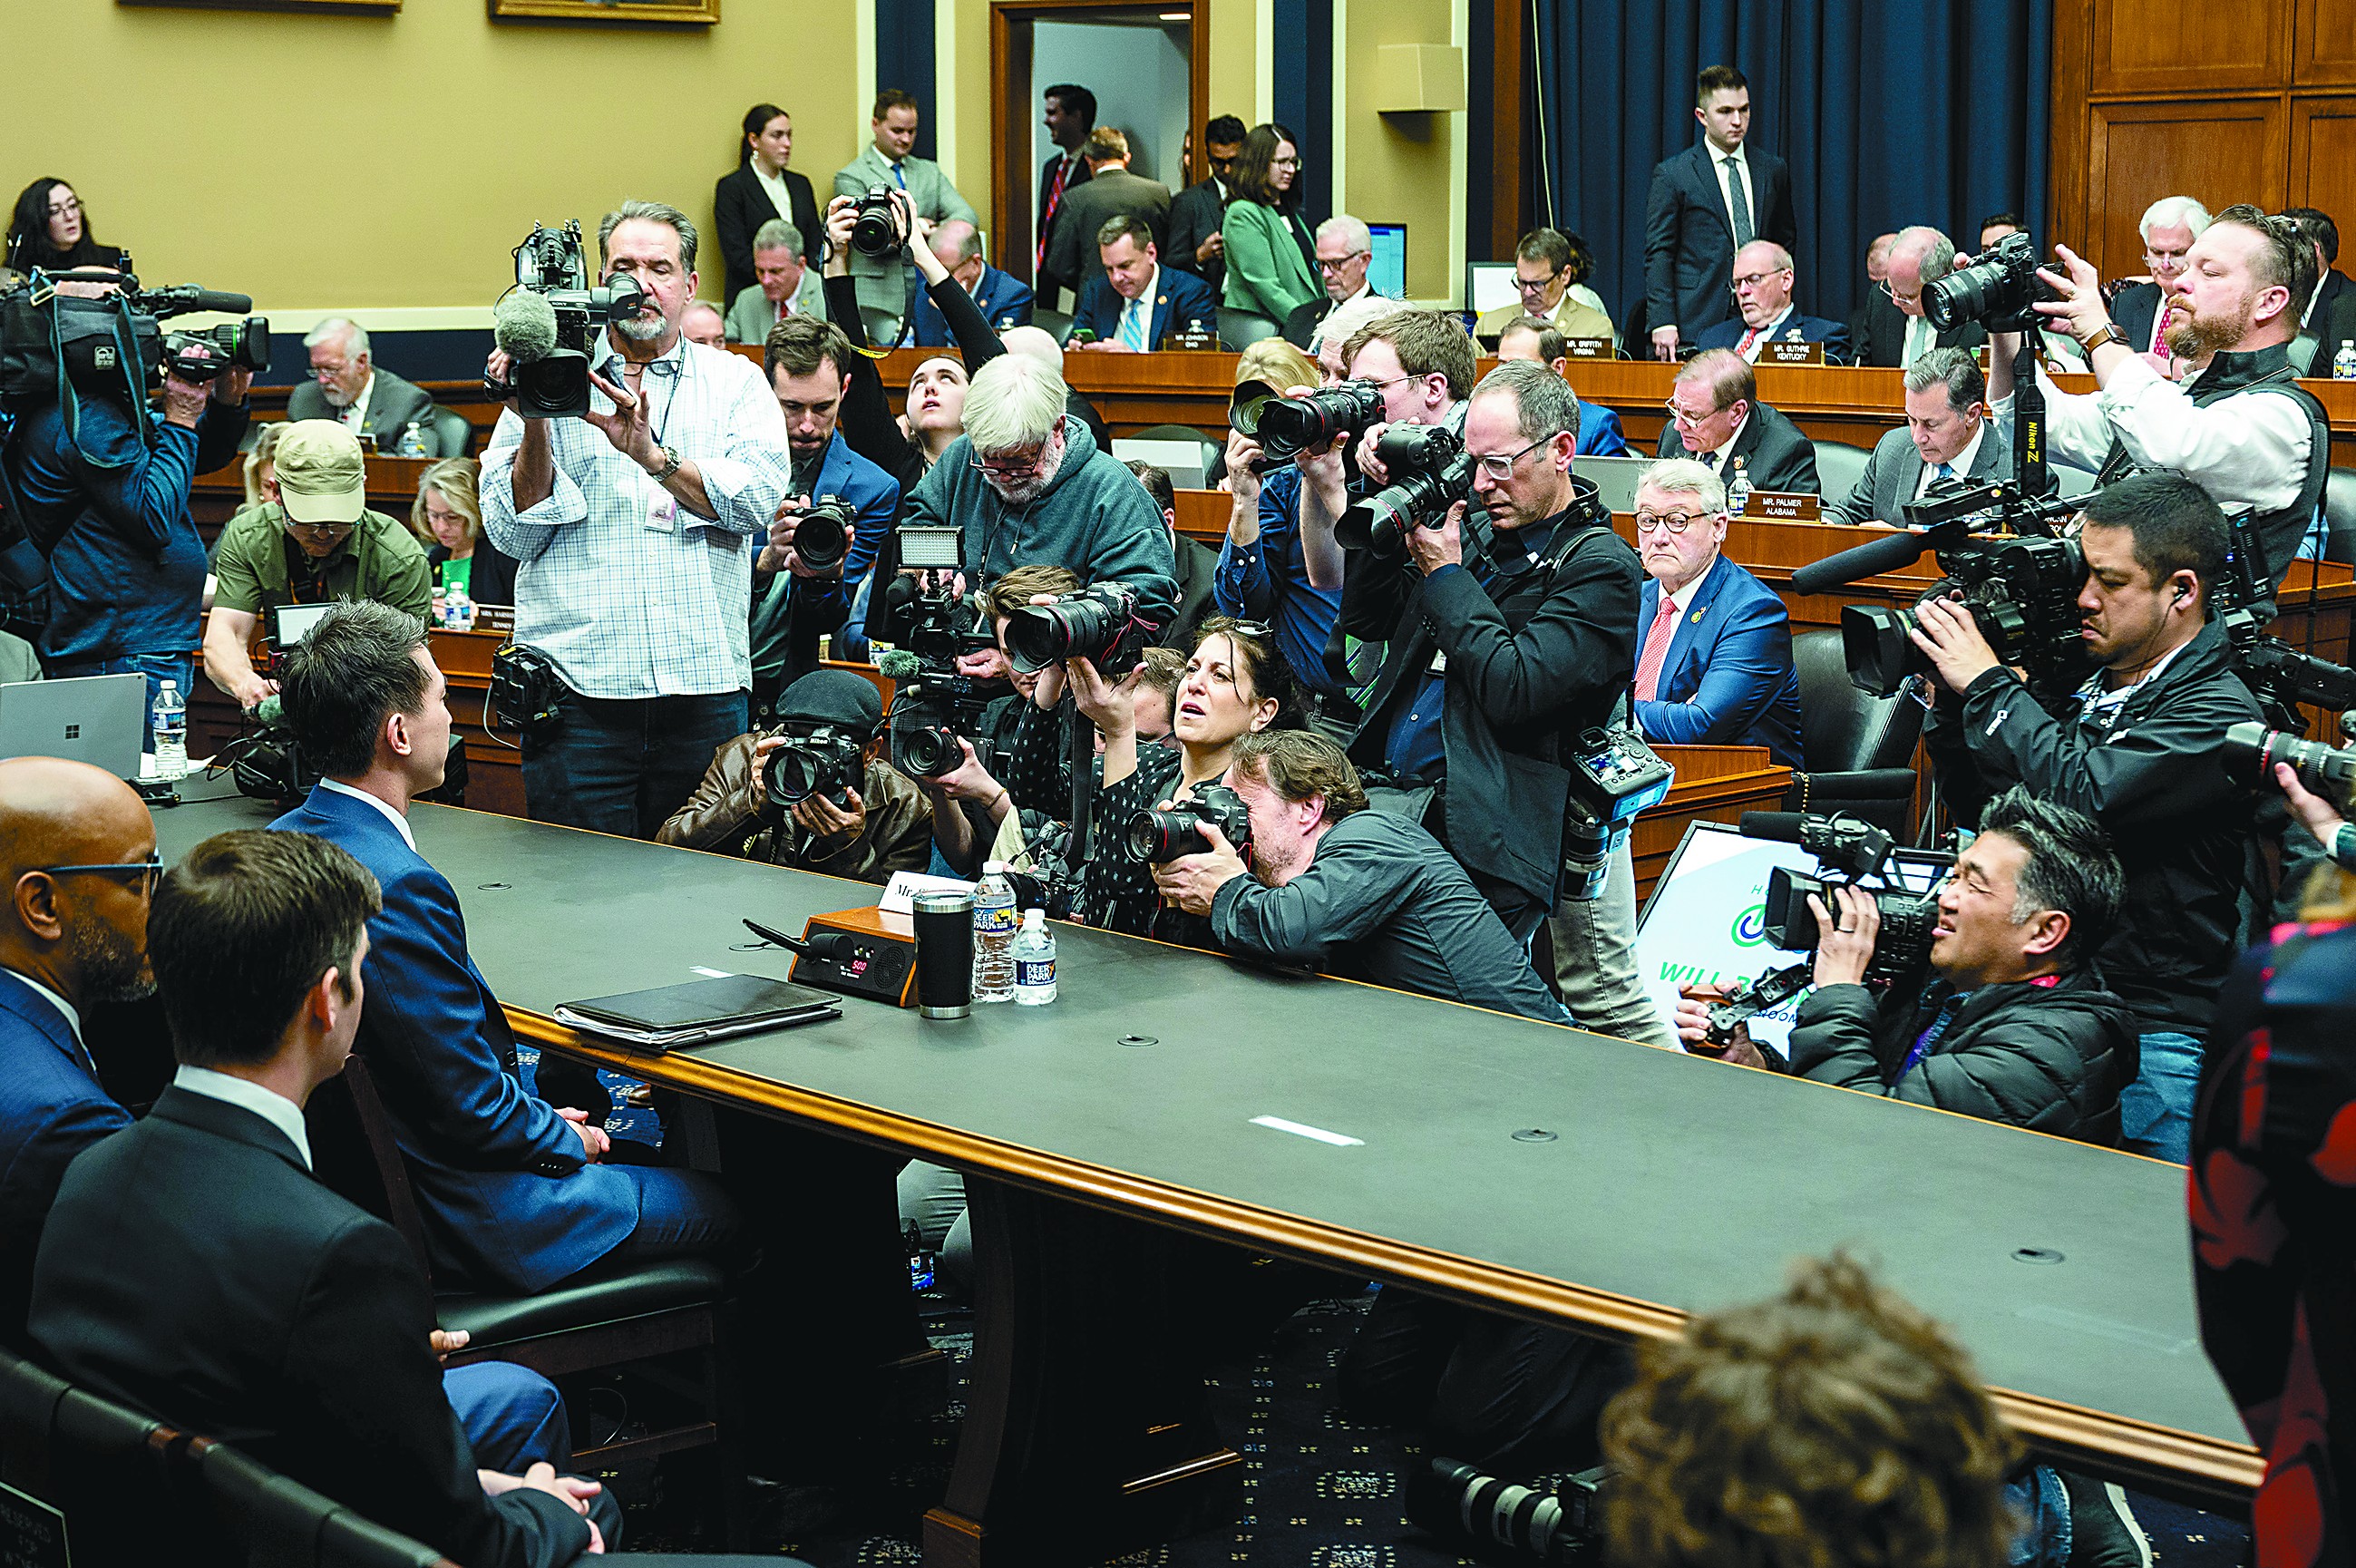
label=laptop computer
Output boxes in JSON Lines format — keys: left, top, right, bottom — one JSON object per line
{"left": 0, "top": 673, "right": 149, "bottom": 780}
{"left": 1111, "top": 436, "right": 1211, "bottom": 492}
{"left": 1572, "top": 454, "right": 1655, "bottom": 515}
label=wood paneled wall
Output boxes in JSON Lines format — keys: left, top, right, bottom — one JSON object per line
{"left": 2050, "top": 0, "right": 2356, "bottom": 281}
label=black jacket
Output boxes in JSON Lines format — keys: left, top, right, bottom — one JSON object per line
{"left": 1855, "top": 290, "right": 1987, "bottom": 367}
{"left": 1650, "top": 399, "right": 1821, "bottom": 495}
{"left": 1786, "top": 969, "right": 2138, "bottom": 1145}
{"left": 1342, "top": 502, "right": 1641, "bottom": 928}
{"left": 714, "top": 162, "right": 822, "bottom": 307}
{"left": 1923, "top": 617, "right": 2264, "bottom": 1035}
{"left": 29, "top": 1087, "right": 592, "bottom": 1568}
{"left": 1642, "top": 142, "right": 1797, "bottom": 338}
{"left": 1166, "top": 177, "right": 1228, "bottom": 297}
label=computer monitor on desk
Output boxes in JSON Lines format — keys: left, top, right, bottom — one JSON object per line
{"left": 1466, "top": 262, "right": 1520, "bottom": 320}
{"left": 1367, "top": 224, "right": 1407, "bottom": 299}
{"left": 0, "top": 673, "right": 148, "bottom": 780}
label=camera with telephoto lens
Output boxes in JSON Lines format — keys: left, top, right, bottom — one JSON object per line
{"left": 1228, "top": 376, "right": 1386, "bottom": 466}
{"left": 1403, "top": 1457, "right": 1608, "bottom": 1566}
{"left": 763, "top": 724, "right": 866, "bottom": 811}
{"left": 879, "top": 523, "right": 1001, "bottom": 778}
{"left": 1742, "top": 811, "right": 1941, "bottom": 984}
{"left": 1338, "top": 424, "right": 1476, "bottom": 560}
{"left": 1003, "top": 581, "right": 1151, "bottom": 678}
{"left": 482, "top": 220, "right": 650, "bottom": 420}
{"left": 1924, "top": 230, "right": 2061, "bottom": 335}
{"left": 787, "top": 494, "right": 855, "bottom": 573}
{"left": 1124, "top": 783, "right": 1251, "bottom": 863}
{"left": 161, "top": 318, "right": 270, "bottom": 384}
{"left": 1838, "top": 483, "right": 2089, "bottom": 702}
{"left": 0, "top": 260, "right": 266, "bottom": 414}
{"left": 852, "top": 188, "right": 903, "bottom": 258}
{"left": 2225, "top": 721, "right": 2356, "bottom": 810}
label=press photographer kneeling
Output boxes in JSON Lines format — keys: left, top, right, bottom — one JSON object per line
{"left": 1679, "top": 789, "right": 2137, "bottom": 1144}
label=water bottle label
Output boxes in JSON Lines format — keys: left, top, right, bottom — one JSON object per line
{"left": 1017, "top": 957, "right": 1056, "bottom": 988}
{"left": 975, "top": 901, "right": 1018, "bottom": 937}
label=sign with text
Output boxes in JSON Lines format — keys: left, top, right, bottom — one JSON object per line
{"left": 1634, "top": 822, "right": 1821, "bottom": 1055}
{"left": 1559, "top": 337, "right": 1612, "bottom": 359}
{"left": 0, "top": 1481, "right": 68, "bottom": 1568}
{"left": 1745, "top": 491, "right": 1823, "bottom": 521}
{"left": 1760, "top": 339, "right": 1825, "bottom": 365}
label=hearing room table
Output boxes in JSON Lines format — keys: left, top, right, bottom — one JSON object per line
{"left": 151, "top": 790, "right": 2256, "bottom": 1566}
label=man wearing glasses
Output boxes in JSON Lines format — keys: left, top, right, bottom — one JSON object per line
{"left": 1280, "top": 215, "right": 1386, "bottom": 352}
{"left": 203, "top": 420, "right": 433, "bottom": 711}
{"left": 2108, "top": 197, "right": 2210, "bottom": 361}
{"left": 0, "top": 755, "right": 157, "bottom": 1342}
{"left": 1475, "top": 228, "right": 1614, "bottom": 348}
{"left": 1856, "top": 227, "right": 1987, "bottom": 370}
{"left": 1650, "top": 349, "right": 1821, "bottom": 496}
{"left": 1691, "top": 240, "right": 1850, "bottom": 364}
{"left": 1336, "top": 357, "right": 1662, "bottom": 1043}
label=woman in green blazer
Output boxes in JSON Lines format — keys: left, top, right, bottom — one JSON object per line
{"left": 1221, "top": 123, "right": 1319, "bottom": 345}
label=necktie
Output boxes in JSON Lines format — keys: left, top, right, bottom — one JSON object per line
{"left": 1634, "top": 595, "right": 1683, "bottom": 702}
{"left": 1700, "top": 450, "right": 1720, "bottom": 471}
{"left": 1737, "top": 326, "right": 1760, "bottom": 360}
{"left": 1934, "top": 462, "right": 1954, "bottom": 483}
{"left": 892, "top": 162, "right": 908, "bottom": 190}
{"left": 1037, "top": 154, "right": 1072, "bottom": 271}
{"left": 1903, "top": 315, "right": 1932, "bottom": 369}
{"left": 1722, "top": 157, "right": 1753, "bottom": 247}
{"left": 1121, "top": 294, "right": 1149, "bottom": 351}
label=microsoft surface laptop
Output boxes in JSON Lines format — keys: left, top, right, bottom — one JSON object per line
{"left": 1572, "top": 455, "right": 1655, "bottom": 516}
{"left": 0, "top": 673, "right": 148, "bottom": 780}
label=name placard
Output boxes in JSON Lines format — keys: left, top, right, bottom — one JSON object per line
{"left": 1163, "top": 327, "right": 1219, "bottom": 352}
{"left": 1559, "top": 336, "right": 1612, "bottom": 359}
{"left": 1759, "top": 339, "right": 1825, "bottom": 365}
{"left": 1744, "top": 491, "right": 1823, "bottom": 521}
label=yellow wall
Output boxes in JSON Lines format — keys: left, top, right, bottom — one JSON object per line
{"left": 14, "top": 1, "right": 863, "bottom": 315}
{"left": 1339, "top": 0, "right": 1461, "bottom": 302}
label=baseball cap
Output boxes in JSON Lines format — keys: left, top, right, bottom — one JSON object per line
{"left": 778, "top": 669, "right": 884, "bottom": 732}
{"left": 273, "top": 420, "right": 366, "bottom": 525}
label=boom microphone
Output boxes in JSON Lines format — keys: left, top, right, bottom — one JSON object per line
{"left": 140, "top": 284, "right": 255, "bottom": 317}
{"left": 1789, "top": 528, "right": 1941, "bottom": 596}
{"left": 492, "top": 291, "right": 560, "bottom": 364}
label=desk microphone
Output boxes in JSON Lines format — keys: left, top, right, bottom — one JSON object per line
{"left": 742, "top": 918, "right": 855, "bottom": 962}
{"left": 1788, "top": 528, "right": 1938, "bottom": 596}
{"left": 492, "top": 291, "right": 560, "bottom": 365}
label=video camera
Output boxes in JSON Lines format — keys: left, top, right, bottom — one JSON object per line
{"left": 1562, "top": 724, "right": 1676, "bottom": 901}
{"left": 2225, "top": 721, "right": 2356, "bottom": 810}
{"left": 1123, "top": 783, "right": 1251, "bottom": 863}
{"left": 1924, "top": 231, "right": 2060, "bottom": 336}
{"left": 764, "top": 724, "right": 865, "bottom": 811}
{"left": 1003, "top": 582, "right": 1151, "bottom": 678}
{"left": 0, "top": 262, "right": 267, "bottom": 415}
{"left": 1337, "top": 424, "right": 1475, "bottom": 560}
{"left": 2212, "top": 507, "right": 2356, "bottom": 732}
{"left": 482, "top": 220, "right": 651, "bottom": 420}
{"left": 1741, "top": 811, "right": 1941, "bottom": 983}
{"left": 878, "top": 523, "right": 999, "bottom": 779}
{"left": 1228, "top": 377, "right": 1385, "bottom": 468}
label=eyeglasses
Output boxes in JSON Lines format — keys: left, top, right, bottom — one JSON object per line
{"left": 47, "top": 196, "right": 82, "bottom": 218}
{"left": 1876, "top": 280, "right": 1923, "bottom": 307}
{"left": 969, "top": 444, "right": 1047, "bottom": 478}
{"left": 1728, "top": 268, "right": 1788, "bottom": 296}
{"left": 1472, "top": 435, "right": 1551, "bottom": 482}
{"left": 38, "top": 854, "right": 163, "bottom": 897}
{"left": 1662, "top": 397, "right": 1721, "bottom": 428}
{"left": 1632, "top": 511, "right": 1712, "bottom": 535}
{"left": 1271, "top": 155, "right": 1302, "bottom": 170}
{"left": 286, "top": 521, "right": 355, "bottom": 540}
{"left": 1315, "top": 251, "right": 1368, "bottom": 273}
{"left": 1514, "top": 269, "right": 1563, "bottom": 295}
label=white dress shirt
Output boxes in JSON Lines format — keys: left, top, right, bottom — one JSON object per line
{"left": 173, "top": 1065, "right": 314, "bottom": 1171}
{"left": 320, "top": 777, "right": 417, "bottom": 851}
{"left": 751, "top": 162, "right": 795, "bottom": 229}
{"left": 1697, "top": 413, "right": 1751, "bottom": 471}
{"left": 1660, "top": 553, "right": 1716, "bottom": 618}
{"left": 1735, "top": 305, "right": 1795, "bottom": 361}
{"left": 1901, "top": 314, "right": 1936, "bottom": 370}
{"left": 1115, "top": 263, "right": 1163, "bottom": 349}
{"left": 480, "top": 331, "right": 794, "bottom": 699}
{"left": 1913, "top": 421, "right": 1989, "bottom": 500}
{"left": 337, "top": 372, "right": 377, "bottom": 435}
{"left": 1709, "top": 144, "right": 1756, "bottom": 239}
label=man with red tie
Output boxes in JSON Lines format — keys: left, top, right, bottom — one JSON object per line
{"left": 1691, "top": 241, "right": 1851, "bottom": 365}
{"left": 1036, "top": 83, "right": 1097, "bottom": 311}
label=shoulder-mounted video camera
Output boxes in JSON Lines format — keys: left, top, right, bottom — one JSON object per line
{"left": 482, "top": 221, "right": 650, "bottom": 420}
{"left": 0, "top": 261, "right": 267, "bottom": 423}
{"left": 2213, "top": 507, "right": 2356, "bottom": 733}
{"left": 1742, "top": 810, "right": 1941, "bottom": 983}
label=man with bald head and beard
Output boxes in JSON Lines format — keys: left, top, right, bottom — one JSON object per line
{"left": 0, "top": 756, "right": 156, "bottom": 1343}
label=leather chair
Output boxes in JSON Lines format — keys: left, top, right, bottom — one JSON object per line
{"left": 0, "top": 1348, "right": 204, "bottom": 1567}
{"left": 1811, "top": 440, "right": 1874, "bottom": 506}
{"left": 428, "top": 404, "right": 472, "bottom": 459}
{"left": 1782, "top": 628, "right": 1923, "bottom": 838}
{"left": 1033, "top": 307, "right": 1075, "bottom": 347}
{"left": 2324, "top": 467, "right": 2356, "bottom": 566}
{"left": 196, "top": 1439, "right": 455, "bottom": 1568}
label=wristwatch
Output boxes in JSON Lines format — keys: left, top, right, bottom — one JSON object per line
{"left": 2079, "top": 323, "right": 2126, "bottom": 355}
{"left": 651, "top": 444, "right": 683, "bottom": 483}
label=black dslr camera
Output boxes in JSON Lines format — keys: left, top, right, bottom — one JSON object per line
{"left": 1123, "top": 783, "right": 1251, "bottom": 863}
{"left": 1003, "top": 582, "right": 1150, "bottom": 678}
{"left": 1228, "top": 377, "right": 1386, "bottom": 467}
{"left": 1838, "top": 483, "right": 2089, "bottom": 702}
{"left": 482, "top": 220, "right": 651, "bottom": 420}
{"left": 1337, "top": 424, "right": 1475, "bottom": 560}
{"left": 2225, "top": 722, "right": 2356, "bottom": 810}
{"left": 851, "top": 189, "right": 904, "bottom": 258}
{"left": 1746, "top": 812, "right": 1941, "bottom": 984}
{"left": 764, "top": 725, "right": 866, "bottom": 811}
{"left": 879, "top": 523, "right": 1000, "bottom": 778}
{"left": 1925, "top": 231, "right": 2060, "bottom": 335}
{"left": 788, "top": 495, "right": 856, "bottom": 573}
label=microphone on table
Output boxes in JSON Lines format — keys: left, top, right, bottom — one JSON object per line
{"left": 1788, "top": 527, "right": 1943, "bottom": 596}
{"left": 742, "top": 918, "right": 859, "bottom": 963}
{"left": 491, "top": 291, "right": 560, "bottom": 365}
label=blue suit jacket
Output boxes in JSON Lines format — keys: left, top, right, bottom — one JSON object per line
{"left": 910, "top": 265, "right": 1034, "bottom": 347}
{"left": 1635, "top": 557, "right": 1804, "bottom": 767}
{"left": 1576, "top": 404, "right": 1631, "bottom": 458}
{"left": 271, "top": 786, "right": 638, "bottom": 1293}
{"left": 0, "top": 968, "right": 130, "bottom": 1340}
{"left": 1072, "top": 267, "right": 1220, "bottom": 349}
{"left": 1693, "top": 310, "right": 1854, "bottom": 365}
{"left": 764, "top": 430, "right": 901, "bottom": 670}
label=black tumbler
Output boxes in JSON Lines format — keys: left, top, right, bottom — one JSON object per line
{"left": 911, "top": 890, "right": 976, "bottom": 1019}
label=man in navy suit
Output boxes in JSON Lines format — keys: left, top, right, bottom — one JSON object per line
{"left": 1494, "top": 317, "right": 1632, "bottom": 455}
{"left": 1629, "top": 459, "right": 1802, "bottom": 766}
{"left": 268, "top": 603, "right": 739, "bottom": 1296}
{"left": 908, "top": 220, "right": 1034, "bottom": 348}
{"left": 1693, "top": 241, "right": 1851, "bottom": 364}
{"left": 1071, "top": 217, "right": 1219, "bottom": 352}
{"left": 1644, "top": 64, "right": 1798, "bottom": 360}
{"left": 0, "top": 756, "right": 147, "bottom": 1344}
{"left": 2109, "top": 197, "right": 2209, "bottom": 359}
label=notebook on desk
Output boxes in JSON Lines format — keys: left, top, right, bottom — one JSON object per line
{"left": 552, "top": 972, "right": 840, "bottom": 1049}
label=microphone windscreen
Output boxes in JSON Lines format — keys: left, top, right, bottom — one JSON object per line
{"left": 1738, "top": 811, "right": 1808, "bottom": 844}
{"left": 1789, "top": 529, "right": 1937, "bottom": 596}
{"left": 874, "top": 648, "right": 922, "bottom": 681}
{"left": 492, "top": 291, "right": 560, "bottom": 363}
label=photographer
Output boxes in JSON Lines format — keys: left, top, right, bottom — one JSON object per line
{"left": 1333, "top": 354, "right": 1659, "bottom": 1044}
{"left": 1986, "top": 203, "right": 2326, "bottom": 589}
{"left": 1297, "top": 306, "right": 1471, "bottom": 590}
{"left": 1917, "top": 472, "right": 2263, "bottom": 1163}
{"left": 1152, "top": 728, "right": 1570, "bottom": 1022}
{"left": 657, "top": 668, "right": 930, "bottom": 882}
{"left": 5, "top": 298, "right": 249, "bottom": 733}
{"left": 1679, "top": 789, "right": 2137, "bottom": 1144}
{"left": 479, "top": 200, "right": 795, "bottom": 839}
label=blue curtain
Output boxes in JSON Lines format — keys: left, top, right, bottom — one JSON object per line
{"left": 1271, "top": 0, "right": 1335, "bottom": 227}
{"left": 1531, "top": 0, "right": 2050, "bottom": 326}
{"left": 876, "top": 0, "right": 939, "bottom": 161}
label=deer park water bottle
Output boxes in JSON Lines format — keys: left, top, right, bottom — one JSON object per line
{"left": 1012, "top": 907, "right": 1057, "bottom": 1006}
{"left": 151, "top": 679, "right": 187, "bottom": 780}
{"left": 972, "top": 862, "right": 1018, "bottom": 1003}
{"left": 2333, "top": 340, "right": 2356, "bottom": 381}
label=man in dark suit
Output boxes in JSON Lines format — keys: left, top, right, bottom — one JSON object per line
{"left": 1071, "top": 217, "right": 1219, "bottom": 351}
{"left": 1045, "top": 128, "right": 1173, "bottom": 301}
{"left": 1629, "top": 458, "right": 1803, "bottom": 766}
{"left": 1036, "top": 83, "right": 1097, "bottom": 310}
{"left": 1855, "top": 228, "right": 1987, "bottom": 369}
{"left": 1693, "top": 240, "right": 1851, "bottom": 364}
{"left": 0, "top": 756, "right": 147, "bottom": 1344}
{"left": 2283, "top": 206, "right": 2356, "bottom": 375}
{"left": 2109, "top": 197, "right": 2210, "bottom": 360}
{"left": 910, "top": 220, "right": 1034, "bottom": 347}
{"left": 1825, "top": 347, "right": 2010, "bottom": 527}
{"left": 1644, "top": 64, "right": 1797, "bottom": 361}
{"left": 1652, "top": 349, "right": 1820, "bottom": 496}
{"left": 267, "top": 603, "right": 740, "bottom": 1296}
{"left": 1282, "top": 215, "right": 1386, "bottom": 350}
{"left": 1166, "top": 114, "right": 1246, "bottom": 298}
{"left": 713, "top": 107, "right": 823, "bottom": 309}
{"left": 28, "top": 828, "right": 736, "bottom": 1568}
{"left": 289, "top": 318, "right": 449, "bottom": 455}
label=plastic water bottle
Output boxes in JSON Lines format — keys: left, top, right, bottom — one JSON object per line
{"left": 905, "top": 1220, "right": 936, "bottom": 1294}
{"left": 151, "top": 679, "right": 187, "bottom": 780}
{"left": 1725, "top": 456, "right": 1753, "bottom": 516}
{"left": 442, "top": 583, "right": 476, "bottom": 632}
{"left": 1012, "top": 908, "right": 1057, "bottom": 1006}
{"left": 2333, "top": 340, "right": 2356, "bottom": 381}
{"left": 395, "top": 421, "right": 433, "bottom": 458}
{"left": 972, "top": 862, "right": 1018, "bottom": 1003}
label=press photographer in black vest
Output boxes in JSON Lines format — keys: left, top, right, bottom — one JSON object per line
{"left": 1678, "top": 790, "right": 2138, "bottom": 1144}
{"left": 1913, "top": 473, "right": 2262, "bottom": 1165}
{"left": 1987, "top": 203, "right": 2327, "bottom": 589}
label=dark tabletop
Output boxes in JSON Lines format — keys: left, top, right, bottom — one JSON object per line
{"left": 152, "top": 792, "right": 2244, "bottom": 1455}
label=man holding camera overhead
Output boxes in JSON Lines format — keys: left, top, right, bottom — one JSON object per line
{"left": 479, "top": 200, "right": 794, "bottom": 840}
{"left": 1913, "top": 472, "right": 2264, "bottom": 1164}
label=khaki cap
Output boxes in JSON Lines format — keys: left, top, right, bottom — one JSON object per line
{"left": 274, "top": 419, "right": 365, "bottom": 524}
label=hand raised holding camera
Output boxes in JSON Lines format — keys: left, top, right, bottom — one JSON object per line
{"left": 1406, "top": 499, "right": 1467, "bottom": 576}
{"left": 1808, "top": 887, "right": 1881, "bottom": 989}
